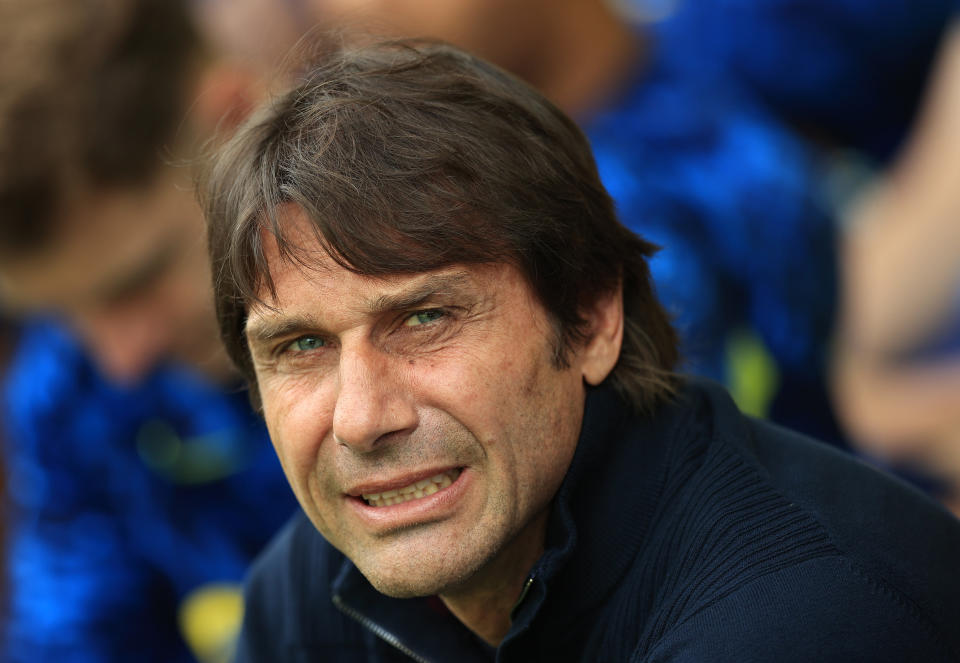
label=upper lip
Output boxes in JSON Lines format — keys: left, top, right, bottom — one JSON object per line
{"left": 344, "top": 466, "right": 460, "bottom": 497}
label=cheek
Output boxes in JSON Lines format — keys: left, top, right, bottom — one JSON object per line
{"left": 410, "top": 353, "right": 506, "bottom": 432}
{"left": 505, "top": 351, "right": 584, "bottom": 490}
{"left": 414, "top": 337, "right": 552, "bottom": 450}
{"left": 260, "top": 372, "right": 337, "bottom": 481}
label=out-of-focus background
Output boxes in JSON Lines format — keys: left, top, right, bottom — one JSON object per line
{"left": 1, "top": 0, "right": 958, "bottom": 660}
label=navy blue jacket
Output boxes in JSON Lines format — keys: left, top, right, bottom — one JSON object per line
{"left": 236, "top": 380, "right": 960, "bottom": 661}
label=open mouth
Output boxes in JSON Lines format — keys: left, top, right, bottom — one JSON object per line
{"left": 361, "top": 468, "right": 462, "bottom": 507}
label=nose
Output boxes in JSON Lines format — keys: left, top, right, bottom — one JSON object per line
{"left": 332, "top": 342, "right": 418, "bottom": 453}
{"left": 74, "top": 306, "right": 171, "bottom": 384}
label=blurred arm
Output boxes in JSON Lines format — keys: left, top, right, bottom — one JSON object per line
{"left": 840, "top": 20, "right": 960, "bottom": 355}
{"left": 833, "top": 21, "right": 960, "bottom": 485}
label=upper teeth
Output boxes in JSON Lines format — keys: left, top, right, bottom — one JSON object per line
{"left": 362, "top": 470, "right": 460, "bottom": 507}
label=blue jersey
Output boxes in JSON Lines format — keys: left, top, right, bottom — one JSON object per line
{"left": 584, "top": 23, "right": 838, "bottom": 441}
{"left": 2, "top": 320, "right": 298, "bottom": 662}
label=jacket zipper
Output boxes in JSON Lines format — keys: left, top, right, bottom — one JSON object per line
{"left": 510, "top": 574, "right": 536, "bottom": 617}
{"left": 332, "top": 594, "right": 431, "bottom": 663}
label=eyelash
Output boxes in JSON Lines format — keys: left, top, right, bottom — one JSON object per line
{"left": 283, "top": 336, "right": 326, "bottom": 354}
{"left": 403, "top": 308, "right": 446, "bottom": 327}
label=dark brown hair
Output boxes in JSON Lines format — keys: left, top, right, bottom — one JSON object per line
{"left": 0, "top": 0, "right": 201, "bottom": 254}
{"left": 203, "top": 39, "right": 678, "bottom": 412}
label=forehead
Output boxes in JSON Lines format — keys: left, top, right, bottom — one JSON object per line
{"left": 247, "top": 208, "right": 534, "bottom": 328}
{"left": 254, "top": 217, "right": 454, "bottom": 309}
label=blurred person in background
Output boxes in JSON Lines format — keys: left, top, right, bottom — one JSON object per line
{"left": 652, "top": 0, "right": 960, "bottom": 453}
{"left": 0, "top": 0, "right": 296, "bottom": 660}
{"left": 833, "top": 20, "right": 960, "bottom": 515}
{"left": 200, "top": 0, "right": 842, "bottom": 446}
{"left": 651, "top": 0, "right": 960, "bottom": 507}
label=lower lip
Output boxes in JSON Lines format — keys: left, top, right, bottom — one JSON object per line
{"left": 346, "top": 469, "right": 471, "bottom": 530}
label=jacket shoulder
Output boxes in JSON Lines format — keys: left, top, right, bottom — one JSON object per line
{"left": 640, "top": 554, "right": 960, "bottom": 662}
{"left": 743, "top": 416, "right": 960, "bottom": 636}
{"left": 628, "top": 381, "right": 960, "bottom": 661}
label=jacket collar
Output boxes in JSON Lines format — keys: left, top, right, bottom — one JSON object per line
{"left": 504, "top": 382, "right": 687, "bottom": 640}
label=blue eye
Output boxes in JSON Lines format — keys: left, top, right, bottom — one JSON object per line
{"left": 290, "top": 336, "right": 325, "bottom": 352}
{"left": 405, "top": 310, "right": 444, "bottom": 327}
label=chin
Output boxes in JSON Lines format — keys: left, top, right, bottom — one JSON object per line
{"left": 356, "top": 548, "right": 488, "bottom": 599}
{"left": 361, "top": 569, "right": 458, "bottom": 599}
{"left": 365, "top": 576, "right": 441, "bottom": 599}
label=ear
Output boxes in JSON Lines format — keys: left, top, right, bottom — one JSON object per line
{"left": 579, "top": 283, "right": 624, "bottom": 386}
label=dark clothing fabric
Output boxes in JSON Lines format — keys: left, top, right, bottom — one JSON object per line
{"left": 236, "top": 379, "right": 960, "bottom": 662}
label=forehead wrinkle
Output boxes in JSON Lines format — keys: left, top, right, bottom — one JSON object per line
{"left": 366, "top": 270, "right": 475, "bottom": 315}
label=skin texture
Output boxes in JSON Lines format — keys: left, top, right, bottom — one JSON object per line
{"left": 0, "top": 168, "right": 230, "bottom": 383}
{"left": 246, "top": 207, "right": 622, "bottom": 643}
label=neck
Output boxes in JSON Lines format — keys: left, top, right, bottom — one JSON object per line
{"left": 439, "top": 509, "right": 550, "bottom": 646}
{"left": 525, "top": 2, "right": 644, "bottom": 119}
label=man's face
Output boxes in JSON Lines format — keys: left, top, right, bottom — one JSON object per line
{"left": 0, "top": 169, "right": 228, "bottom": 383}
{"left": 246, "top": 208, "right": 592, "bottom": 597}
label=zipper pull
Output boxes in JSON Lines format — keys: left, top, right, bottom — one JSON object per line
{"left": 510, "top": 574, "right": 536, "bottom": 618}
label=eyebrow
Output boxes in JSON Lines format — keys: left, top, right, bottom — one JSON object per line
{"left": 245, "top": 314, "right": 324, "bottom": 347}
{"left": 367, "top": 271, "right": 473, "bottom": 314}
{"left": 244, "top": 270, "right": 476, "bottom": 346}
